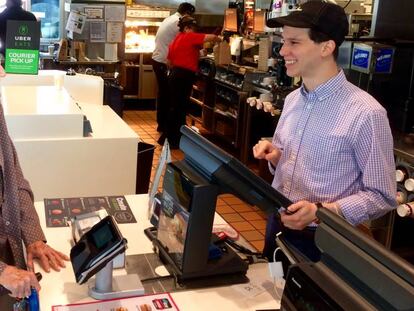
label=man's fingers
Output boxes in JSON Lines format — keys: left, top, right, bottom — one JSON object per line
{"left": 53, "top": 253, "right": 66, "bottom": 269}
{"left": 26, "top": 252, "right": 34, "bottom": 272}
{"left": 29, "top": 272, "right": 41, "bottom": 292}
{"left": 56, "top": 250, "right": 70, "bottom": 262}
{"left": 253, "top": 141, "right": 274, "bottom": 159}
{"left": 46, "top": 249, "right": 68, "bottom": 270}
{"left": 0, "top": 267, "right": 40, "bottom": 298}
{"left": 15, "top": 276, "right": 31, "bottom": 298}
{"left": 28, "top": 241, "right": 69, "bottom": 272}
{"left": 39, "top": 254, "right": 51, "bottom": 273}
{"left": 55, "top": 253, "right": 67, "bottom": 268}
{"left": 24, "top": 277, "right": 32, "bottom": 297}
{"left": 281, "top": 201, "right": 318, "bottom": 230}
{"left": 47, "top": 254, "right": 61, "bottom": 272}
{"left": 15, "top": 282, "right": 24, "bottom": 298}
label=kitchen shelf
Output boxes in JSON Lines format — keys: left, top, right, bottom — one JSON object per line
{"left": 214, "top": 108, "right": 237, "bottom": 119}
{"left": 190, "top": 97, "right": 203, "bottom": 107}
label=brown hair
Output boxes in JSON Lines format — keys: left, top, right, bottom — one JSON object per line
{"left": 308, "top": 28, "right": 339, "bottom": 60}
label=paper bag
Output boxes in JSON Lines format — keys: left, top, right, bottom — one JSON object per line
{"left": 213, "top": 41, "right": 232, "bottom": 65}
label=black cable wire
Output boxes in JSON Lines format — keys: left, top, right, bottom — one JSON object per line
{"left": 342, "top": 0, "right": 352, "bottom": 10}
{"left": 140, "top": 275, "right": 175, "bottom": 283}
{"left": 224, "top": 238, "right": 262, "bottom": 257}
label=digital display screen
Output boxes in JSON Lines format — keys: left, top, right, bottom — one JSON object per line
{"left": 92, "top": 225, "right": 114, "bottom": 249}
{"left": 157, "top": 165, "right": 192, "bottom": 270}
{"left": 224, "top": 8, "right": 238, "bottom": 32}
{"left": 253, "top": 10, "right": 265, "bottom": 33}
{"left": 70, "top": 216, "right": 122, "bottom": 283}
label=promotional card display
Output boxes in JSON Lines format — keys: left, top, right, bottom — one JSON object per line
{"left": 5, "top": 20, "right": 40, "bottom": 74}
{"left": 52, "top": 292, "right": 178, "bottom": 311}
{"left": 44, "top": 196, "right": 136, "bottom": 227}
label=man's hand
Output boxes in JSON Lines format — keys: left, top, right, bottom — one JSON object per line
{"left": 26, "top": 241, "right": 69, "bottom": 273}
{"left": 0, "top": 265, "right": 40, "bottom": 298}
{"left": 280, "top": 200, "right": 318, "bottom": 230}
{"left": 252, "top": 140, "right": 281, "bottom": 167}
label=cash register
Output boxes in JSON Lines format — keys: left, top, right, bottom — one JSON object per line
{"left": 147, "top": 126, "right": 292, "bottom": 285}
{"left": 280, "top": 208, "right": 414, "bottom": 310}
{"left": 148, "top": 126, "right": 414, "bottom": 308}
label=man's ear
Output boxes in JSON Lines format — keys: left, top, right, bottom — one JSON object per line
{"left": 321, "top": 40, "right": 336, "bottom": 57}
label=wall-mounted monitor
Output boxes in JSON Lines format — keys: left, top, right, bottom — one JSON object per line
{"left": 253, "top": 10, "right": 266, "bottom": 33}
{"left": 224, "top": 8, "right": 238, "bottom": 32}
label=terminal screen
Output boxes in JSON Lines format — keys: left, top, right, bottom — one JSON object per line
{"left": 157, "top": 164, "right": 193, "bottom": 270}
{"left": 92, "top": 224, "right": 114, "bottom": 249}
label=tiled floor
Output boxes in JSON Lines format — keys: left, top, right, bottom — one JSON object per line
{"left": 123, "top": 110, "right": 267, "bottom": 252}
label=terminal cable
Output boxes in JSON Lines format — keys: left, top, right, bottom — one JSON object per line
{"left": 342, "top": 0, "right": 352, "bottom": 9}
{"left": 140, "top": 275, "right": 174, "bottom": 283}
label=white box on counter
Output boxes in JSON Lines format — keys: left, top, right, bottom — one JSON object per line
{"left": 1, "top": 85, "right": 84, "bottom": 139}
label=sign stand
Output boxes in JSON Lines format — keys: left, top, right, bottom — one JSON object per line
{"left": 5, "top": 20, "right": 40, "bottom": 74}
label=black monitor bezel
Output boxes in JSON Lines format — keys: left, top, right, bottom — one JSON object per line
{"left": 316, "top": 208, "right": 414, "bottom": 309}
{"left": 179, "top": 125, "right": 292, "bottom": 215}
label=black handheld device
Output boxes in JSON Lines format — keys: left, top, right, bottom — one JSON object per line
{"left": 70, "top": 216, "right": 127, "bottom": 284}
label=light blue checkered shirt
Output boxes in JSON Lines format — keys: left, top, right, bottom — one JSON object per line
{"left": 271, "top": 70, "right": 396, "bottom": 225}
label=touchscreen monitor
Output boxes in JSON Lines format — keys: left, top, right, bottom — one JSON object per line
{"left": 157, "top": 163, "right": 193, "bottom": 270}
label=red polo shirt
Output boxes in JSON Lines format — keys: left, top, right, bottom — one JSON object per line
{"left": 168, "top": 32, "right": 206, "bottom": 73}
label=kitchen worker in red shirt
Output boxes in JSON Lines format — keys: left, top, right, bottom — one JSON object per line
{"left": 165, "top": 16, "right": 220, "bottom": 149}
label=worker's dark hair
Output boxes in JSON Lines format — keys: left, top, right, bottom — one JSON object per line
{"left": 6, "top": 0, "right": 22, "bottom": 7}
{"left": 177, "top": 2, "right": 195, "bottom": 16}
{"left": 178, "top": 15, "right": 197, "bottom": 32}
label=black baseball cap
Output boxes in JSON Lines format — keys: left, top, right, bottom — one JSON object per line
{"left": 267, "top": 1, "right": 349, "bottom": 46}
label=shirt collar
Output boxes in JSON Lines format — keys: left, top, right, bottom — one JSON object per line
{"left": 300, "top": 69, "right": 347, "bottom": 101}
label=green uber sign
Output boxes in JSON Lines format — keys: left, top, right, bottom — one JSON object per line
{"left": 5, "top": 20, "right": 41, "bottom": 74}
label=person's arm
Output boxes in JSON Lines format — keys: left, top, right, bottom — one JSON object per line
{"left": 0, "top": 99, "right": 69, "bottom": 272}
{"left": 11, "top": 141, "right": 69, "bottom": 271}
{"left": 0, "top": 67, "right": 41, "bottom": 245}
{"left": 335, "top": 109, "right": 397, "bottom": 225}
{"left": 9, "top": 137, "right": 66, "bottom": 270}
{"left": 204, "top": 34, "right": 220, "bottom": 43}
{"left": 10, "top": 140, "right": 46, "bottom": 247}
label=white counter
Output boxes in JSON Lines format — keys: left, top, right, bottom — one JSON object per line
{"left": 0, "top": 70, "right": 104, "bottom": 105}
{"left": 35, "top": 194, "right": 281, "bottom": 311}
{"left": 0, "top": 81, "right": 138, "bottom": 201}
{"left": 13, "top": 101, "right": 138, "bottom": 201}
{"left": 1, "top": 86, "right": 84, "bottom": 139}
